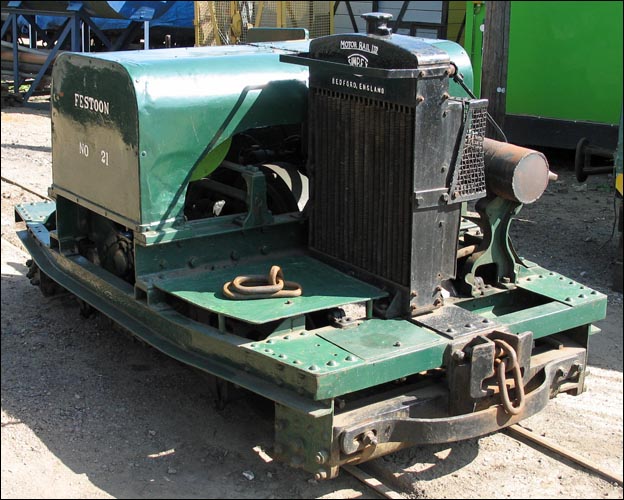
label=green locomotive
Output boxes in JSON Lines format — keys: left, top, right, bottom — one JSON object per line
{"left": 16, "top": 13, "right": 606, "bottom": 479}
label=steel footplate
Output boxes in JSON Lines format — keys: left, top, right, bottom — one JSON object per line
{"left": 14, "top": 200, "right": 56, "bottom": 224}
{"left": 242, "top": 319, "right": 447, "bottom": 400}
{"left": 412, "top": 303, "right": 501, "bottom": 339}
{"left": 516, "top": 266, "right": 607, "bottom": 307}
{"left": 152, "top": 255, "right": 387, "bottom": 325}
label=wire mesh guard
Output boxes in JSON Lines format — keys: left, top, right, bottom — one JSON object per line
{"left": 449, "top": 101, "right": 488, "bottom": 202}
{"left": 195, "top": 1, "right": 333, "bottom": 46}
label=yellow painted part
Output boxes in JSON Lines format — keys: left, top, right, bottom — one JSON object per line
{"left": 447, "top": 1, "right": 467, "bottom": 44}
{"left": 190, "top": 138, "right": 232, "bottom": 182}
{"left": 256, "top": 1, "right": 264, "bottom": 27}
{"left": 277, "top": 1, "right": 284, "bottom": 28}
{"left": 616, "top": 173, "right": 623, "bottom": 195}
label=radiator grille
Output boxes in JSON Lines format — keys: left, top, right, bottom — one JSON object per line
{"left": 309, "top": 88, "right": 415, "bottom": 286}
{"left": 449, "top": 102, "right": 487, "bottom": 201}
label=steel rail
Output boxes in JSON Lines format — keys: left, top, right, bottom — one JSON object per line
{"left": 506, "top": 424, "right": 623, "bottom": 486}
{"left": 1, "top": 175, "right": 50, "bottom": 200}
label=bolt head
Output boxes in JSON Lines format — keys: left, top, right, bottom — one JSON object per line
{"left": 452, "top": 350, "right": 465, "bottom": 361}
{"left": 315, "top": 451, "right": 328, "bottom": 464}
{"left": 314, "top": 470, "right": 328, "bottom": 481}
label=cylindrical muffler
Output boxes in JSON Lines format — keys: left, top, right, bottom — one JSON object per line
{"left": 483, "top": 138, "right": 553, "bottom": 204}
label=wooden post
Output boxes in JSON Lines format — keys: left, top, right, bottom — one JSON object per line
{"left": 481, "top": 1, "right": 511, "bottom": 139}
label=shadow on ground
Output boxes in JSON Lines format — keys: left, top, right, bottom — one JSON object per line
{"left": 1, "top": 268, "right": 373, "bottom": 499}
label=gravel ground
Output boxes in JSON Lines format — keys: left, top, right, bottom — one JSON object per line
{"left": 1, "top": 104, "right": 622, "bottom": 499}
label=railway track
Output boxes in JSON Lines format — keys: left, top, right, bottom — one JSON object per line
{"left": 1, "top": 175, "right": 50, "bottom": 200}
{"left": 344, "top": 424, "right": 622, "bottom": 499}
{"left": 505, "top": 424, "right": 623, "bottom": 486}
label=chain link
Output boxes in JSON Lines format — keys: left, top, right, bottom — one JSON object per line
{"left": 223, "top": 265, "right": 302, "bottom": 300}
{"left": 493, "top": 338, "right": 526, "bottom": 415}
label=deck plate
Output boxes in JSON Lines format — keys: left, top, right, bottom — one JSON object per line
{"left": 153, "top": 254, "right": 387, "bottom": 324}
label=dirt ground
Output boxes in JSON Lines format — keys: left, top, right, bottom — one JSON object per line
{"left": 1, "top": 104, "right": 622, "bottom": 499}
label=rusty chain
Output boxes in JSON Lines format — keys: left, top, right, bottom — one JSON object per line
{"left": 493, "top": 338, "right": 526, "bottom": 415}
{"left": 223, "top": 265, "right": 302, "bottom": 300}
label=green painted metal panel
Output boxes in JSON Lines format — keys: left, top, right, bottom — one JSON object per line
{"left": 506, "top": 1, "right": 623, "bottom": 124}
{"left": 245, "top": 333, "right": 366, "bottom": 374}
{"left": 496, "top": 301, "right": 605, "bottom": 340}
{"left": 245, "top": 320, "right": 448, "bottom": 399}
{"left": 428, "top": 38, "right": 474, "bottom": 97}
{"left": 515, "top": 268, "right": 607, "bottom": 307}
{"left": 51, "top": 55, "right": 141, "bottom": 224}
{"left": 318, "top": 319, "right": 444, "bottom": 361}
{"left": 313, "top": 336, "right": 447, "bottom": 399}
{"left": 14, "top": 200, "right": 55, "bottom": 223}
{"left": 456, "top": 266, "right": 607, "bottom": 339}
{"left": 153, "top": 254, "right": 386, "bottom": 324}
{"left": 51, "top": 45, "right": 310, "bottom": 228}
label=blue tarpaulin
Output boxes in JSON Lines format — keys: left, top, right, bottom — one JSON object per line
{"left": 17, "top": 1, "right": 193, "bottom": 32}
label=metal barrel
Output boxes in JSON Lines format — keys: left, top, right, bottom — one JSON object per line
{"left": 483, "top": 138, "right": 551, "bottom": 204}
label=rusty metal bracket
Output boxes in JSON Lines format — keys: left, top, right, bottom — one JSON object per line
{"left": 336, "top": 346, "right": 585, "bottom": 456}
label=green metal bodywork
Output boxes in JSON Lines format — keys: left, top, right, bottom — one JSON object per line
{"left": 464, "top": 1, "right": 623, "bottom": 125}
{"left": 505, "top": 1, "right": 622, "bottom": 124}
{"left": 51, "top": 45, "right": 310, "bottom": 228}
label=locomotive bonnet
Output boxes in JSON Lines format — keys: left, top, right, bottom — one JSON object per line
{"left": 16, "top": 13, "right": 606, "bottom": 479}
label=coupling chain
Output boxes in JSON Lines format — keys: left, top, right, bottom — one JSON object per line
{"left": 223, "top": 265, "right": 302, "bottom": 300}
{"left": 493, "top": 338, "right": 526, "bottom": 415}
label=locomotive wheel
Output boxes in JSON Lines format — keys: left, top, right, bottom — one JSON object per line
{"left": 26, "top": 260, "right": 61, "bottom": 297}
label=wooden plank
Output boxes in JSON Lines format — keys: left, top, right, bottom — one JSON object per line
{"left": 506, "top": 424, "right": 624, "bottom": 486}
{"left": 481, "top": 0, "right": 510, "bottom": 139}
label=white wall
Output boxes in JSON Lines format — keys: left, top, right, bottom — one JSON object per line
{"left": 334, "top": 1, "right": 444, "bottom": 38}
